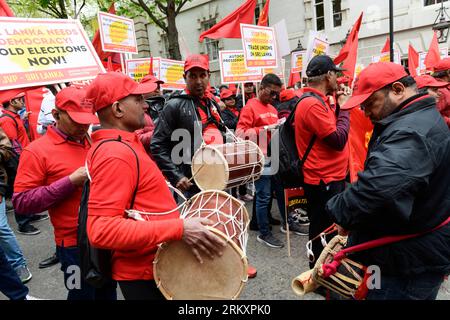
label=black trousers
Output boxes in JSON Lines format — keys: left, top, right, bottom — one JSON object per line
{"left": 118, "top": 280, "right": 165, "bottom": 300}
{"left": 303, "top": 180, "right": 346, "bottom": 269}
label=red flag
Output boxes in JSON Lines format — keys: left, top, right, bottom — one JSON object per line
{"left": 348, "top": 108, "right": 373, "bottom": 183}
{"left": 257, "top": 0, "right": 270, "bottom": 26}
{"left": 288, "top": 71, "right": 301, "bottom": 88}
{"left": 334, "top": 12, "right": 363, "bottom": 65}
{"left": 425, "top": 32, "right": 441, "bottom": 71}
{"left": 408, "top": 44, "right": 419, "bottom": 77}
{"left": 92, "top": 3, "right": 119, "bottom": 61}
{"left": 0, "top": 0, "right": 14, "bottom": 16}
{"left": 199, "top": 0, "right": 256, "bottom": 42}
{"left": 381, "top": 37, "right": 390, "bottom": 53}
{"left": 342, "top": 39, "right": 359, "bottom": 86}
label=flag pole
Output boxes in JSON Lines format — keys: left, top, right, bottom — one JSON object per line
{"left": 389, "top": 0, "right": 394, "bottom": 62}
{"left": 241, "top": 83, "right": 246, "bottom": 107}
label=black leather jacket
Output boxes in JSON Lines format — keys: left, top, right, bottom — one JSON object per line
{"left": 150, "top": 93, "right": 226, "bottom": 187}
{"left": 326, "top": 94, "right": 450, "bottom": 276}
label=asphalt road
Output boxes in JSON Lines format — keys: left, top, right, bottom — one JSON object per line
{"left": 1, "top": 202, "right": 449, "bottom": 301}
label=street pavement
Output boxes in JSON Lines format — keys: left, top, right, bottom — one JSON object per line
{"left": 1, "top": 202, "right": 449, "bottom": 300}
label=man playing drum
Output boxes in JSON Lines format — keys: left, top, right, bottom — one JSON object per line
{"left": 326, "top": 62, "right": 450, "bottom": 300}
{"left": 151, "top": 54, "right": 226, "bottom": 198}
{"left": 85, "top": 72, "right": 226, "bottom": 300}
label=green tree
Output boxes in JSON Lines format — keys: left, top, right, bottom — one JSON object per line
{"left": 110, "top": 0, "right": 193, "bottom": 60}
{"left": 8, "top": 0, "right": 99, "bottom": 36}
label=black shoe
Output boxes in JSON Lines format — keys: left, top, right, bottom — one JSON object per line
{"left": 268, "top": 216, "right": 281, "bottom": 225}
{"left": 30, "top": 214, "right": 49, "bottom": 222}
{"left": 17, "top": 224, "right": 40, "bottom": 235}
{"left": 39, "top": 253, "right": 59, "bottom": 269}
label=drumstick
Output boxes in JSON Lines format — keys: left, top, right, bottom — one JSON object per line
{"left": 188, "top": 163, "right": 206, "bottom": 183}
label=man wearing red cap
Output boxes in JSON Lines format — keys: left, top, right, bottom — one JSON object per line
{"left": 85, "top": 71, "right": 226, "bottom": 300}
{"left": 151, "top": 54, "right": 226, "bottom": 197}
{"left": 326, "top": 62, "right": 450, "bottom": 300}
{"left": 11, "top": 86, "right": 116, "bottom": 300}
{"left": 0, "top": 91, "right": 48, "bottom": 236}
{"left": 295, "top": 55, "right": 350, "bottom": 269}
{"left": 432, "top": 58, "right": 450, "bottom": 128}
{"left": 415, "top": 75, "right": 448, "bottom": 103}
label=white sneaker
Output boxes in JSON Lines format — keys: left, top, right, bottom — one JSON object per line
{"left": 25, "top": 295, "right": 42, "bottom": 300}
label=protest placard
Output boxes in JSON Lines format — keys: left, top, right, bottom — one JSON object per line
{"left": 126, "top": 58, "right": 161, "bottom": 82}
{"left": 240, "top": 24, "right": 278, "bottom": 68}
{"left": 98, "top": 12, "right": 137, "bottom": 54}
{"left": 0, "top": 17, "right": 105, "bottom": 90}
{"left": 371, "top": 51, "right": 401, "bottom": 65}
{"left": 159, "top": 58, "right": 185, "bottom": 90}
{"left": 291, "top": 50, "right": 306, "bottom": 74}
{"left": 219, "top": 50, "right": 263, "bottom": 84}
{"left": 263, "top": 58, "right": 285, "bottom": 81}
{"left": 304, "top": 31, "right": 329, "bottom": 76}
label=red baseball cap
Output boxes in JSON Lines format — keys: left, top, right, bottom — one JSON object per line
{"left": 342, "top": 62, "right": 408, "bottom": 110}
{"left": 140, "top": 74, "right": 164, "bottom": 85}
{"left": 414, "top": 75, "right": 448, "bottom": 89}
{"left": 55, "top": 87, "right": 99, "bottom": 125}
{"left": 0, "top": 89, "right": 25, "bottom": 104}
{"left": 85, "top": 72, "right": 157, "bottom": 112}
{"left": 220, "top": 88, "right": 235, "bottom": 100}
{"left": 432, "top": 58, "right": 450, "bottom": 72}
{"left": 184, "top": 54, "right": 209, "bottom": 72}
{"left": 337, "top": 76, "right": 350, "bottom": 86}
{"left": 280, "top": 89, "right": 296, "bottom": 102}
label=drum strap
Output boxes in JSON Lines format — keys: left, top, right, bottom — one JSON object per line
{"left": 321, "top": 216, "right": 450, "bottom": 278}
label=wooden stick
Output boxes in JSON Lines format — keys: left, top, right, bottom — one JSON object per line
{"left": 284, "top": 189, "right": 291, "bottom": 257}
{"left": 241, "top": 83, "right": 246, "bottom": 107}
{"left": 120, "top": 53, "right": 126, "bottom": 74}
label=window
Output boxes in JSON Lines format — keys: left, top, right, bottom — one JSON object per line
{"left": 255, "top": 0, "right": 268, "bottom": 25}
{"left": 424, "top": 0, "right": 449, "bottom": 5}
{"left": 332, "top": 0, "right": 342, "bottom": 27}
{"left": 315, "top": 0, "right": 325, "bottom": 31}
{"left": 202, "top": 20, "right": 219, "bottom": 61}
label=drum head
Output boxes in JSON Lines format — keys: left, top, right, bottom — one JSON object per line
{"left": 154, "top": 228, "right": 248, "bottom": 300}
{"left": 192, "top": 145, "right": 229, "bottom": 191}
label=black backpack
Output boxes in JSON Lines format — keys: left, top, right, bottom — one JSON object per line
{"left": 270, "top": 92, "right": 327, "bottom": 188}
{"left": 78, "top": 137, "right": 140, "bottom": 288}
{"left": 0, "top": 113, "right": 21, "bottom": 198}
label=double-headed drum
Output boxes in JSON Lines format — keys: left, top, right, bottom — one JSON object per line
{"left": 191, "top": 140, "right": 264, "bottom": 191}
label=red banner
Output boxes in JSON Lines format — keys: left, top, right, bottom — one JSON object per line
{"left": 348, "top": 108, "right": 373, "bottom": 182}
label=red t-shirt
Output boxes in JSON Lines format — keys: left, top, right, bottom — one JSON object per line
{"left": 0, "top": 109, "right": 30, "bottom": 153}
{"left": 14, "top": 126, "right": 89, "bottom": 247}
{"left": 294, "top": 87, "right": 349, "bottom": 185}
{"left": 87, "top": 129, "right": 183, "bottom": 281}
{"left": 236, "top": 98, "right": 279, "bottom": 155}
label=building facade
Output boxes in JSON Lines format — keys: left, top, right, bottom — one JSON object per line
{"left": 133, "top": 0, "right": 450, "bottom": 86}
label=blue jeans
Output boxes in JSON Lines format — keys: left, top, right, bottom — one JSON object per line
{"left": 0, "top": 198, "right": 27, "bottom": 270}
{"left": 254, "top": 166, "right": 285, "bottom": 236}
{"left": 56, "top": 244, "right": 117, "bottom": 300}
{"left": 0, "top": 244, "right": 28, "bottom": 300}
{"left": 366, "top": 272, "right": 445, "bottom": 300}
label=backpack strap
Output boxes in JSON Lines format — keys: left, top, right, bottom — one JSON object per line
{"left": 0, "top": 113, "right": 19, "bottom": 130}
{"left": 290, "top": 92, "right": 327, "bottom": 165}
{"left": 88, "top": 137, "right": 140, "bottom": 209}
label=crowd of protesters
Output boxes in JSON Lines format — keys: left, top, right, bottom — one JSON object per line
{"left": 0, "top": 53, "right": 449, "bottom": 301}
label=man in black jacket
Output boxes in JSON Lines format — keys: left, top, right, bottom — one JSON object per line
{"left": 150, "top": 54, "right": 226, "bottom": 197}
{"left": 326, "top": 62, "right": 450, "bottom": 300}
